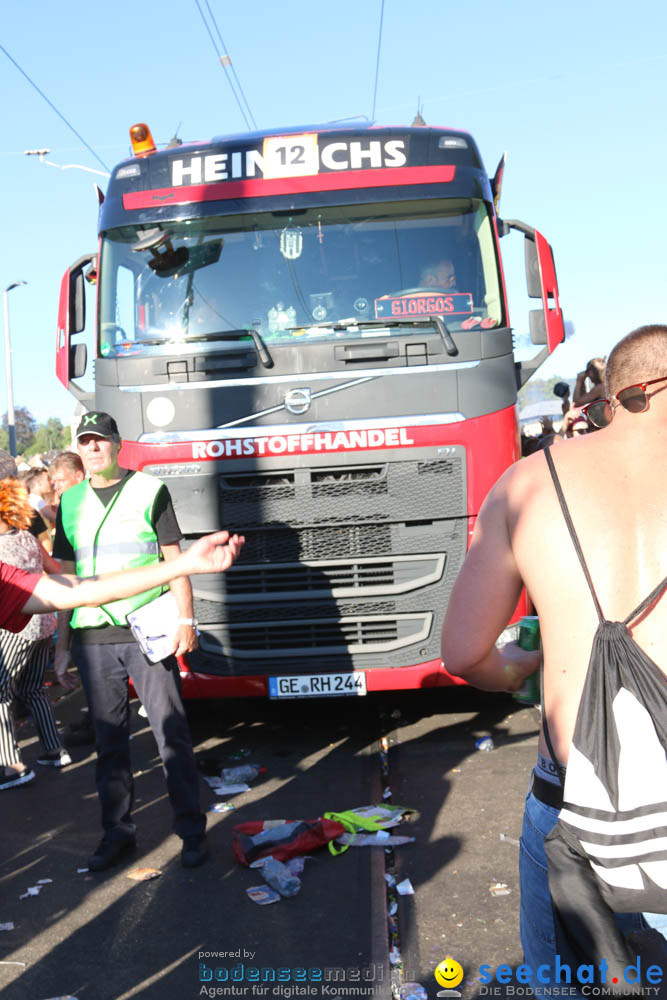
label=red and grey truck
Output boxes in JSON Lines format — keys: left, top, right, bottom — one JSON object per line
{"left": 56, "top": 121, "right": 564, "bottom": 700}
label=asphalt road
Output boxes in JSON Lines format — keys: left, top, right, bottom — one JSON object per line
{"left": 1, "top": 681, "right": 542, "bottom": 1000}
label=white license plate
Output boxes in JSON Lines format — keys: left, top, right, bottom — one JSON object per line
{"left": 268, "top": 672, "right": 367, "bottom": 699}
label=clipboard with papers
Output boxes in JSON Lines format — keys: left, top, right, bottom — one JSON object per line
{"left": 127, "top": 591, "right": 180, "bottom": 663}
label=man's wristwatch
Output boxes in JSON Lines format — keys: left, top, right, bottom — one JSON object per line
{"left": 176, "top": 618, "right": 198, "bottom": 627}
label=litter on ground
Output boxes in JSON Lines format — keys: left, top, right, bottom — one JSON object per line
{"left": 127, "top": 867, "right": 161, "bottom": 881}
{"left": 489, "top": 881, "right": 512, "bottom": 896}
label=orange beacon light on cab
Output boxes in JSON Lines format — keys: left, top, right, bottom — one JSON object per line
{"left": 129, "top": 123, "right": 157, "bottom": 157}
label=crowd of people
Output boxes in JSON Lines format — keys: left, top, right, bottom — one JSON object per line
{"left": 0, "top": 420, "right": 243, "bottom": 874}
{"left": 0, "top": 449, "right": 87, "bottom": 786}
{"left": 1, "top": 326, "right": 664, "bottom": 987}
{"left": 0, "top": 475, "right": 67, "bottom": 784}
{"left": 521, "top": 357, "right": 609, "bottom": 455}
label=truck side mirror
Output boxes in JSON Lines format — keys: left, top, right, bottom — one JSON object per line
{"left": 524, "top": 238, "right": 542, "bottom": 299}
{"left": 56, "top": 253, "right": 96, "bottom": 405}
{"left": 70, "top": 268, "right": 86, "bottom": 333}
{"left": 70, "top": 342, "right": 87, "bottom": 379}
{"left": 529, "top": 308, "right": 547, "bottom": 345}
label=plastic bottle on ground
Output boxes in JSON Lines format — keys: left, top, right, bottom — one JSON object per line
{"left": 258, "top": 856, "right": 301, "bottom": 897}
{"left": 221, "top": 764, "right": 265, "bottom": 783}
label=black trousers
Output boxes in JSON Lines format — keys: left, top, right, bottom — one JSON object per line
{"left": 72, "top": 639, "right": 205, "bottom": 842}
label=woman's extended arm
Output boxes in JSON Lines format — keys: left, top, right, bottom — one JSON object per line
{"left": 22, "top": 531, "right": 244, "bottom": 614}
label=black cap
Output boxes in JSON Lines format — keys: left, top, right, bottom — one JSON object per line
{"left": 76, "top": 411, "right": 120, "bottom": 440}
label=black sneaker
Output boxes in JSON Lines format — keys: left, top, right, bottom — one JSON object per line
{"left": 88, "top": 837, "right": 137, "bottom": 872}
{"left": 37, "top": 748, "right": 72, "bottom": 767}
{"left": 0, "top": 767, "right": 35, "bottom": 790}
{"left": 181, "top": 835, "right": 209, "bottom": 868}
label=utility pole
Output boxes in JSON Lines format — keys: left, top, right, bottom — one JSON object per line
{"left": 3, "top": 281, "right": 27, "bottom": 456}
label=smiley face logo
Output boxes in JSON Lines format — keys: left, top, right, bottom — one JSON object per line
{"left": 435, "top": 956, "right": 464, "bottom": 992}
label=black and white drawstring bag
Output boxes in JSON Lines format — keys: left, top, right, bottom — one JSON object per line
{"left": 541, "top": 448, "right": 667, "bottom": 993}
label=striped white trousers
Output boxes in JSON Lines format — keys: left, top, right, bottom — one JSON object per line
{"left": 0, "top": 632, "right": 61, "bottom": 767}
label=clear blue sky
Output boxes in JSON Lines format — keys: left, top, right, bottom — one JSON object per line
{"left": 2, "top": 0, "right": 665, "bottom": 423}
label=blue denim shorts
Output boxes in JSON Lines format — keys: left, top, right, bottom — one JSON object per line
{"left": 519, "top": 779, "right": 656, "bottom": 998}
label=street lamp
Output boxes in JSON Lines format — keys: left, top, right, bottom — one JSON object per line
{"left": 3, "top": 281, "right": 27, "bottom": 457}
{"left": 24, "top": 149, "right": 110, "bottom": 178}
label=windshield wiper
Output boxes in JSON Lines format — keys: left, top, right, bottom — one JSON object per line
{"left": 131, "top": 329, "right": 273, "bottom": 368}
{"left": 128, "top": 337, "right": 170, "bottom": 346}
{"left": 187, "top": 329, "right": 274, "bottom": 368}
{"left": 284, "top": 316, "right": 459, "bottom": 357}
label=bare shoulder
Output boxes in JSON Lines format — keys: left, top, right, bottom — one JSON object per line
{"left": 502, "top": 448, "right": 548, "bottom": 491}
{"left": 500, "top": 436, "right": 599, "bottom": 533}
{"left": 488, "top": 447, "right": 551, "bottom": 511}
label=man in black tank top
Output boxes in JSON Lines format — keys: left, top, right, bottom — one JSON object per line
{"left": 441, "top": 326, "right": 667, "bottom": 996}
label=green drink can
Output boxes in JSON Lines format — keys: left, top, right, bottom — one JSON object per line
{"left": 518, "top": 615, "right": 540, "bottom": 652}
{"left": 513, "top": 615, "right": 541, "bottom": 704}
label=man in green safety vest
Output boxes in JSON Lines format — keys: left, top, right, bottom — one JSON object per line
{"left": 53, "top": 411, "right": 212, "bottom": 872}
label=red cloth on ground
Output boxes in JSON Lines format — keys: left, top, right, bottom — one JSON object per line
{"left": 0, "top": 560, "right": 40, "bottom": 632}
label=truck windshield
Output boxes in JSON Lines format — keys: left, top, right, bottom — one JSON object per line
{"left": 98, "top": 198, "right": 504, "bottom": 359}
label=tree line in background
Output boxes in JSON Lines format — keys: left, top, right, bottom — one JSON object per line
{"left": 0, "top": 407, "right": 71, "bottom": 457}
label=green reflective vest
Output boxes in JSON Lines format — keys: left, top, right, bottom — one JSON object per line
{"left": 60, "top": 471, "right": 166, "bottom": 629}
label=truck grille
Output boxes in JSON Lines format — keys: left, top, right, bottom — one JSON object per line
{"left": 185, "top": 450, "right": 467, "bottom": 673}
{"left": 239, "top": 524, "right": 393, "bottom": 562}
{"left": 218, "top": 457, "right": 464, "bottom": 530}
{"left": 222, "top": 554, "right": 445, "bottom": 600}
{"left": 198, "top": 612, "right": 432, "bottom": 657}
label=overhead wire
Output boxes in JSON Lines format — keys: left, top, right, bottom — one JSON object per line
{"left": 203, "top": 0, "right": 257, "bottom": 130}
{"left": 0, "top": 43, "right": 110, "bottom": 173}
{"left": 371, "top": 0, "right": 386, "bottom": 122}
{"left": 192, "top": 0, "right": 257, "bottom": 131}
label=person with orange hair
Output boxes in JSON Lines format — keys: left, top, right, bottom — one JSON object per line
{"left": 0, "top": 478, "right": 70, "bottom": 790}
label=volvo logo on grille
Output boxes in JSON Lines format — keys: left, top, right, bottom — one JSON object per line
{"left": 285, "top": 387, "right": 312, "bottom": 415}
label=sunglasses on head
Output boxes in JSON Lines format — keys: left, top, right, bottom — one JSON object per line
{"left": 582, "top": 375, "right": 667, "bottom": 428}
